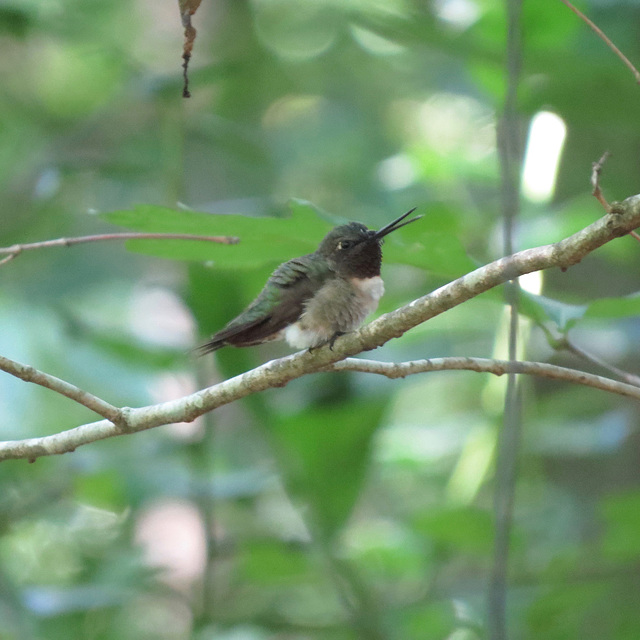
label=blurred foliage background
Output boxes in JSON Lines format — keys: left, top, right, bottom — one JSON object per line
{"left": 2, "top": 0, "right": 640, "bottom": 638}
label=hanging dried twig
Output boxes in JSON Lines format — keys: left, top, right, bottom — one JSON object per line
{"left": 179, "top": 0, "right": 203, "bottom": 98}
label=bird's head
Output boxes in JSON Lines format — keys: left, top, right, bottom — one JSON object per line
{"left": 317, "top": 208, "right": 421, "bottom": 278}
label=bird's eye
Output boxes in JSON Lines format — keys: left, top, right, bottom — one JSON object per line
{"left": 338, "top": 240, "right": 352, "bottom": 250}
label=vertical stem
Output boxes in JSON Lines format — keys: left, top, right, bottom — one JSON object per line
{"left": 489, "top": 0, "right": 523, "bottom": 638}
{"left": 191, "top": 364, "right": 220, "bottom": 629}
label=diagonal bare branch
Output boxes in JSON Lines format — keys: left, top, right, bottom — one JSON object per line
{"left": 0, "top": 356, "right": 124, "bottom": 425}
{"left": 559, "top": 0, "right": 640, "bottom": 84}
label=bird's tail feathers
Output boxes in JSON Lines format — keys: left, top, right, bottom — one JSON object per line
{"left": 195, "top": 338, "right": 225, "bottom": 355}
{"left": 196, "top": 315, "right": 272, "bottom": 355}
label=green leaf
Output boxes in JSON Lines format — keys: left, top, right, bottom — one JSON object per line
{"left": 0, "top": 6, "right": 33, "bottom": 37}
{"left": 526, "top": 582, "right": 608, "bottom": 640}
{"left": 240, "top": 541, "right": 311, "bottom": 585}
{"left": 399, "top": 603, "right": 458, "bottom": 640}
{"left": 521, "top": 290, "right": 640, "bottom": 330}
{"left": 520, "top": 291, "right": 587, "bottom": 332}
{"left": 600, "top": 491, "right": 640, "bottom": 561}
{"left": 383, "top": 203, "right": 476, "bottom": 276}
{"left": 413, "top": 507, "right": 494, "bottom": 554}
{"left": 271, "top": 399, "right": 387, "bottom": 538}
{"left": 101, "top": 201, "right": 332, "bottom": 268}
{"left": 585, "top": 292, "right": 640, "bottom": 319}
{"left": 73, "top": 470, "right": 127, "bottom": 511}
{"left": 103, "top": 200, "right": 471, "bottom": 276}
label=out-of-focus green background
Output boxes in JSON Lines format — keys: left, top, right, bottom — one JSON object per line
{"left": 2, "top": 1, "right": 640, "bottom": 638}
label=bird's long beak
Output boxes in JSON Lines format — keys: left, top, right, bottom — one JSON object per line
{"left": 374, "top": 208, "right": 422, "bottom": 239}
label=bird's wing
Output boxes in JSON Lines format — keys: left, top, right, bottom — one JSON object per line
{"left": 199, "top": 255, "right": 330, "bottom": 352}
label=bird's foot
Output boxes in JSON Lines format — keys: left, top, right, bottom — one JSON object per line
{"left": 307, "top": 332, "right": 346, "bottom": 353}
{"left": 328, "top": 331, "right": 345, "bottom": 351}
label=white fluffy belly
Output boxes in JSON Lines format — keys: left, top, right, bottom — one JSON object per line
{"left": 284, "top": 323, "right": 329, "bottom": 349}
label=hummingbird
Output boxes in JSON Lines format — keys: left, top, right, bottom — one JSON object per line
{"left": 199, "top": 208, "right": 421, "bottom": 353}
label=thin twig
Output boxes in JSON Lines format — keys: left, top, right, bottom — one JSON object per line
{"left": 329, "top": 357, "right": 640, "bottom": 401}
{"left": 0, "top": 232, "right": 240, "bottom": 266}
{"left": 590, "top": 152, "right": 640, "bottom": 243}
{"left": 0, "top": 253, "right": 18, "bottom": 266}
{"left": 591, "top": 151, "right": 612, "bottom": 212}
{"left": 182, "top": 53, "right": 192, "bottom": 98}
{"left": 0, "top": 355, "right": 124, "bottom": 425}
{"left": 558, "top": 335, "right": 640, "bottom": 387}
{"left": 559, "top": 0, "right": 640, "bottom": 84}
{"left": 562, "top": 0, "right": 640, "bottom": 241}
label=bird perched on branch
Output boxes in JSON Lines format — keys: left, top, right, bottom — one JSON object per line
{"left": 199, "top": 208, "right": 421, "bottom": 353}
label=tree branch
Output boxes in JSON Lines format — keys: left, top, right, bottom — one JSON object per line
{"left": 1, "top": 196, "right": 640, "bottom": 462}
{"left": 553, "top": 334, "right": 640, "bottom": 387}
{"left": 590, "top": 152, "right": 640, "bottom": 242}
{"left": 0, "top": 356, "right": 124, "bottom": 425}
{"left": 0, "top": 232, "right": 239, "bottom": 266}
{"left": 329, "top": 357, "right": 640, "bottom": 401}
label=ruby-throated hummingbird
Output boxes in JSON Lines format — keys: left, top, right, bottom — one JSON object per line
{"left": 199, "top": 208, "right": 422, "bottom": 353}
